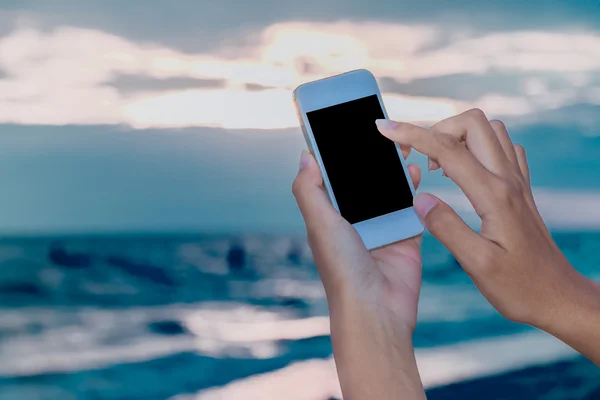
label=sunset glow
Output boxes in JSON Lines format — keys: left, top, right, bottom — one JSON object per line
{"left": 0, "top": 22, "right": 599, "bottom": 129}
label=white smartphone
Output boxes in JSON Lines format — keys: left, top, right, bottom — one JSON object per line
{"left": 293, "top": 69, "right": 424, "bottom": 249}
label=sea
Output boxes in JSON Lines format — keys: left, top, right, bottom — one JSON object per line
{"left": 0, "top": 232, "right": 599, "bottom": 399}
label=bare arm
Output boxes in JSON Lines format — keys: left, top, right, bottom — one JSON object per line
{"left": 331, "top": 291, "right": 425, "bottom": 400}
{"left": 536, "top": 275, "right": 600, "bottom": 364}
{"left": 293, "top": 151, "right": 426, "bottom": 400}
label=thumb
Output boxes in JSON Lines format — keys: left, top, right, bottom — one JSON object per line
{"left": 414, "top": 193, "right": 490, "bottom": 266}
{"left": 292, "top": 150, "right": 369, "bottom": 294}
{"left": 292, "top": 150, "right": 339, "bottom": 234}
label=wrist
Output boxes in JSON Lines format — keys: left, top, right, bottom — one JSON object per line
{"left": 330, "top": 288, "right": 414, "bottom": 348}
{"left": 543, "top": 275, "right": 600, "bottom": 365}
{"left": 534, "top": 268, "right": 600, "bottom": 337}
{"left": 328, "top": 291, "right": 424, "bottom": 400}
{"left": 327, "top": 279, "right": 416, "bottom": 338}
{"left": 330, "top": 296, "right": 415, "bottom": 357}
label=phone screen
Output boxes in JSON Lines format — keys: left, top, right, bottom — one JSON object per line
{"left": 306, "top": 94, "right": 413, "bottom": 224}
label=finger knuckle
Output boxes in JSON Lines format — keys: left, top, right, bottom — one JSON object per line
{"left": 425, "top": 206, "right": 452, "bottom": 234}
{"left": 436, "top": 132, "right": 461, "bottom": 152}
{"left": 291, "top": 176, "right": 305, "bottom": 198}
{"left": 489, "top": 119, "right": 507, "bottom": 132}
{"left": 434, "top": 134, "right": 463, "bottom": 164}
{"left": 513, "top": 174, "right": 528, "bottom": 193}
{"left": 464, "top": 108, "right": 488, "bottom": 122}
{"left": 429, "top": 120, "right": 445, "bottom": 134}
{"left": 514, "top": 144, "right": 526, "bottom": 157}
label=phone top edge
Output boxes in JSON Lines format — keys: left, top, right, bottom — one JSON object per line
{"left": 293, "top": 69, "right": 376, "bottom": 98}
{"left": 294, "top": 70, "right": 381, "bottom": 114}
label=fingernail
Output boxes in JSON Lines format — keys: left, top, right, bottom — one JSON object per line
{"left": 428, "top": 158, "right": 433, "bottom": 171}
{"left": 299, "top": 150, "right": 310, "bottom": 171}
{"left": 414, "top": 193, "right": 437, "bottom": 217}
{"left": 375, "top": 119, "right": 398, "bottom": 131}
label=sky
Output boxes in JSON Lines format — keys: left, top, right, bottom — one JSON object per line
{"left": 0, "top": 0, "right": 599, "bottom": 234}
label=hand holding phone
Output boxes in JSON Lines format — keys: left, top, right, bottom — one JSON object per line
{"left": 292, "top": 71, "right": 427, "bottom": 398}
{"left": 293, "top": 69, "right": 424, "bottom": 250}
{"left": 293, "top": 149, "right": 426, "bottom": 400}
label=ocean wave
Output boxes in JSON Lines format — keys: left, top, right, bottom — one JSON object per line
{"left": 0, "top": 233, "right": 598, "bottom": 398}
{"left": 0, "top": 304, "right": 578, "bottom": 400}
{"left": 174, "top": 330, "right": 577, "bottom": 400}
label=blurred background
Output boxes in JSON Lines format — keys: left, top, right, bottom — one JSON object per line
{"left": 1, "top": 1, "right": 599, "bottom": 399}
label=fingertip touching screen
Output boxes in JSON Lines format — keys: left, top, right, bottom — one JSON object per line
{"left": 306, "top": 94, "right": 413, "bottom": 224}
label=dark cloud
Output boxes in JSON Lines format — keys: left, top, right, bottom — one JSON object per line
{"left": 379, "top": 73, "right": 521, "bottom": 101}
{"left": 0, "top": 9, "right": 18, "bottom": 37}
{"left": 109, "top": 75, "right": 226, "bottom": 95}
{"left": 2, "top": 0, "right": 598, "bottom": 53}
{"left": 244, "top": 83, "right": 274, "bottom": 91}
{"left": 511, "top": 103, "right": 600, "bottom": 133}
{"left": 379, "top": 71, "right": 598, "bottom": 102}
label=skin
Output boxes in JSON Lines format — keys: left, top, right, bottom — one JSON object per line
{"left": 293, "top": 146, "right": 426, "bottom": 400}
{"left": 293, "top": 108, "right": 600, "bottom": 399}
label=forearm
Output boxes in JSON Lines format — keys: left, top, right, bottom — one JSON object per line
{"left": 535, "top": 270, "right": 600, "bottom": 365}
{"left": 328, "top": 293, "right": 426, "bottom": 400}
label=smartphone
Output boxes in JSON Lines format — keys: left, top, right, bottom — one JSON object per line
{"left": 292, "top": 69, "right": 424, "bottom": 249}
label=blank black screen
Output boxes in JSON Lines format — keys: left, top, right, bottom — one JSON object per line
{"left": 307, "top": 95, "right": 413, "bottom": 224}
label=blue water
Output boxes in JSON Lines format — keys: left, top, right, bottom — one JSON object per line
{"left": 0, "top": 233, "right": 598, "bottom": 399}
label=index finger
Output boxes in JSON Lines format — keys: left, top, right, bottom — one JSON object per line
{"left": 376, "top": 120, "right": 500, "bottom": 216}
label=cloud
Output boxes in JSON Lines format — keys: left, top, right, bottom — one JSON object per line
{"left": 6, "top": 0, "right": 599, "bottom": 54}
{"left": 123, "top": 88, "right": 299, "bottom": 130}
{"left": 110, "top": 75, "right": 226, "bottom": 95}
{"left": 0, "top": 22, "right": 599, "bottom": 129}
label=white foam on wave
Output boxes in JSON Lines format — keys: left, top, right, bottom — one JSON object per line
{"left": 178, "top": 331, "right": 577, "bottom": 400}
{"left": 174, "top": 358, "right": 342, "bottom": 400}
{"left": 0, "top": 306, "right": 199, "bottom": 376}
{"left": 433, "top": 188, "right": 600, "bottom": 229}
{"left": 0, "top": 305, "right": 579, "bottom": 398}
{"left": 416, "top": 330, "right": 577, "bottom": 387}
{"left": 1, "top": 334, "right": 198, "bottom": 377}
{"left": 0, "top": 303, "right": 328, "bottom": 376}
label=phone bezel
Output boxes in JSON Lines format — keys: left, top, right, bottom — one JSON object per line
{"left": 293, "top": 69, "right": 424, "bottom": 249}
